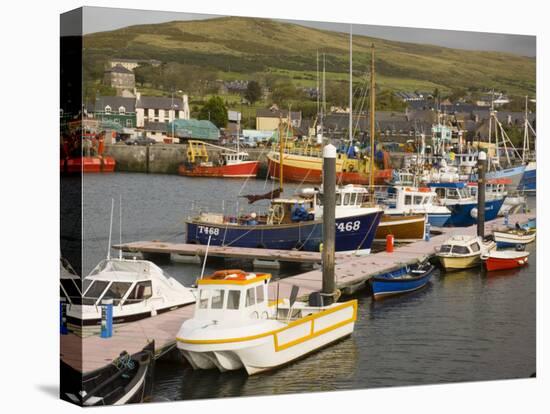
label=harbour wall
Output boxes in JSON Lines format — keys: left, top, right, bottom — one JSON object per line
{"left": 104, "top": 144, "right": 406, "bottom": 175}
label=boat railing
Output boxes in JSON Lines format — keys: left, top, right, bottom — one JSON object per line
{"left": 188, "top": 198, "right": 272, "bottom": 222}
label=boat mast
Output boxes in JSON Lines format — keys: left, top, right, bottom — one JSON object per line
{"left": 119, "top": 195, "right": 122, "bottom": 260}
{"left": 349, "top": 25, "right": 353, "bottom": 146}
{"left": 279, "top": 117, "right": 284, "bottom": 191}
{"left": 107, "top": 198, "right": 114, "bottom": 260}
{"left": 316, "top": 50, "right": 320, "bottom": 135}
{"left": 369, "top": 44, "right": 376, "bottom": 198}
{"left": 522, "top": 95, "right": 528, "bottom": 162}
{"left": 321, "top": 53, "right": 326, "bottom": 139}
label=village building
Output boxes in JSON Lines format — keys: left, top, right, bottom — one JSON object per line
{"left": 135, "top": 92, "right": 190, "bottom": 128}
{"left": 255, "top": 108, "right": 302, "bottom": 130}
{"left": 103, "top": 64, "right": 135, "bottom": 93}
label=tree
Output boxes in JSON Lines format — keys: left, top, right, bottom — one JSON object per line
{"left": 198, "top": 96, "right": 228, "bottom": 128}
{"left": 271, "top": 79, "right": 298, "bottom": 106}
{"left": 245, "top": 80, "right": 262, "bottom": 105}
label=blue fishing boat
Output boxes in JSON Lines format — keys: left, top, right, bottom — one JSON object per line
{"left": 427, "top": 182, "right": 505, "bottom": 227}
{"left": 370, "top": 262, "right": 435, "bottom": 299}
{"left": 186, "top": 186, "right": 383, "bottom": 255}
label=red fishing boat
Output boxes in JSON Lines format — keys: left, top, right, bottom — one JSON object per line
{"left": 178, "top": 140, "right": 259, "bottom": 178}
{"left": 482, "top": 250, "right": 530, "bottom": 271}
{"left": 61, "top": 131, "right": 116, "bottom": 173}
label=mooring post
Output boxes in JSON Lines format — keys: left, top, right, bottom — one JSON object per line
{"left": 477, "top": 151, "right": 487, "bottom": 238}
{"left": 322, "top": 144, "right": 336, "bottom": 305}
{"left": 100, "top": 298, "right": 114, "bottom": 339}
{"left": 60, "top": 298, "right": 68, "bottom": 335}
{"left": 424, "top": 223, "right": 431, "bottom": 242}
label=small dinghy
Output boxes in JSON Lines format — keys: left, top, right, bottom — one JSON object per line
{"left": 493, "top": 224, "right": 536, "bottom": 248}
{"left": 370, "top": 262, "right": 435, "bottom": 299}
{"left": 61, "top": 341, "right": 155, "bottom": 406}
{"left": 176, "top": 269, "right": 357, "bottom": 375}
{"left": 482, "top": 250, "right": 530, "bottom": 272}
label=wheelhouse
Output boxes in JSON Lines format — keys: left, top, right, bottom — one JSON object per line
{"left": 223, "top": 152, "right": 250, "bottom": 165}
{"left": 439, "top": 235, "right": 481, "bottom": 256}
{"left": 194, "top": 270, "right": 271, "bottom": 321}
{"left": 427, "top": 182, "right": 472, "bottom": 201}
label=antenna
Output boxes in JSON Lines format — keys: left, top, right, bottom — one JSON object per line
{"left": 107, "top": 198, "right": 114, "bottom": 260}
{"left": 349, "top": 24, "right": 353, "bottom": 144}
{"left": 119, "top": 195, "right": 122, "bottom": 260}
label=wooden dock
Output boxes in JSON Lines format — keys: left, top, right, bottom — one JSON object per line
{"left": 62, "top": 212, "right": 534, "bottom": 373}
{"left": 113, "top": 241, "right": 332, "bottom": 264}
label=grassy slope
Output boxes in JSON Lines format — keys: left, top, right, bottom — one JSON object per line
{"left": 84, "top": 16, "right": 535, "bottom": 95}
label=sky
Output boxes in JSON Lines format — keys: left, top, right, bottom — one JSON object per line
{"left": 81, "top": 6, "right": 536, "bottom": 57}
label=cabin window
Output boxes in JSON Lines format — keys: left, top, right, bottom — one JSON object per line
{"left": 336, "top": 193, "right": 342, "bottom": 206}
{"left": 199, "top": 290, "right": 210, "bottom": 309}
{"left": 84, "top": 280, "right": 109, "bottom": 299}
{"left": 405, "top": 195, "right": 412, "bottom": 205}
{"left": 423, "top": 197, "right": 430, "bottom": 205}
{"left": 211, "top": 290, "right": 225, "bottom": 309}
{"left": 61, "top": 279, "right": 81, "bottom": 300}
{"left": 435, "top": 188, "right": 446, "bottom": 199}
{"left": 245, "top": 287, "right": 256, "bottom": 307}
{"left": 447, "top": 188, "right": 459, "bottom": 199}
{"left": 451, "top": 245, "right": 470, "bottom": 255}
{"left": 414, "top": 196, "right": 423, "bottom": 205}
{"left": 440, "top": 245, "right": 452, "bottom": 253}
{"left": 471, "top": 242, "right": 480, "bottom": 252}
{"left": 227, "top": 290, "right": 241, "bottom": 310}
{"left": 101, "top": 282, "right": 132, "bottom": 305}
{"left": 126, "top": 281, "right": 153, "bottom": 303}
{"left": 343, "top": 193, "right": 350, "bottom": 205}
{"left": 350, "top": 193, "right": 357, "bottom": 205}
{"left": 256, "top": 285, "right": 265, "bottom": 303}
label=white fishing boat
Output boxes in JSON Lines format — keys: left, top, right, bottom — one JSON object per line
{"left": 379, "top": 185, "right": 451, "bottom": 227}
{"left": 436, "top": 235, "right": 496, "bottom": 270}
{"left": 176, "top": 270, "right": 357, "bottom": 375}
{"left": 66, "top": 258, "right": 196, "bottom": 335}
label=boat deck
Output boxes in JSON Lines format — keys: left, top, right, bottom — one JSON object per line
{"left": 62, "top": 212, "right": 533, "bottom": 373}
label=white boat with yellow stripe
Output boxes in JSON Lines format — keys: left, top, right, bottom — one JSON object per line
{"left": 176, "top": 269, "right": 357, "bottom": 375}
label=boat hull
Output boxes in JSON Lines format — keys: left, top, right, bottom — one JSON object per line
{"left": 267, "top": 153, "right": 392, "bottom": 185}
{"left": 518, "top": 163, "right": 536, "bottom": 191}
{"left": 446, "top": 198, "right": 505, "bottom": 227}
{"left": 371, "top": 265, "right": 434, "bottom": 299}
{"left": 179, "top": 160, "right": 259, "bottom": 178}
{"left": 186, "top": 210, "right": 383, "bottom": 254}
{"left": 177, "top": 300, "right": 357, "bottom": 375}
{"left": 486, "top": 165, "right": 526, "bottom": 190}
{"left": 493, "top": 230, "right": 536, "bottom": 248}
{"left": 375, "top": 214, "right": 426, "bottom": 242}
{"left": 427, "top": 212, "right": 451, "bottom": 227}
{"left": 439, "top": 253, "right": 481, "bottom": 270}
{"left": 483, "top": 254, "right": 529, "bottom": 271}
{"left": 62, "top": 156, "right": 116, "bottom": 174}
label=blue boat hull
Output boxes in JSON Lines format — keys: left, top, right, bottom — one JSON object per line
{"left": 518, "top": 167, "right": 536, "bottom": 191}
{"left": 445, "top": 198, "right": 505, "bottom": 227}
{"left": 186, "top": 211, "right": 383, "bottom": 253}
{"left": 371, "top": 265, "right": 435, "bottom": 298}
{"left": 427, "top": 213, "right": 451, "bottom": 227}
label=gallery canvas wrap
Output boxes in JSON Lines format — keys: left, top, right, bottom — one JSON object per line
{"left": 60, "top": 6, "right": 536, "bottom": 406}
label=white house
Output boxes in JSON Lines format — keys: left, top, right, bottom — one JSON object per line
{"left": 135, "top": 92, "right": 190, "bottom": 128}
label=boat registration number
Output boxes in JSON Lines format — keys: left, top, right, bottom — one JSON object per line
{"left": 197, "top": 226, "right": 220, "bottom": 236}
{"left": 336, "top": 220, "right": 361, "bottom": 232}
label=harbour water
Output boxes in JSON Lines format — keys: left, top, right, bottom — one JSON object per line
{"left": 82, "top": 173, "right": 536, "bottom": 400}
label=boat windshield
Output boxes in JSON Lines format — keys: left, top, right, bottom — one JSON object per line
{"left": 89, "top": 259, "right": 150, "bottom": 276}
{"left": 60, "top": 278, "right": 82, "bottom": 304}
{"left": 451, "top": 245, "right": 470, "bottom": 255}
{"left": 82, "top": 280, "right": 133, "bottom": 305}
{"left": 440, "top": 245, "right": 452, "bottom": 253}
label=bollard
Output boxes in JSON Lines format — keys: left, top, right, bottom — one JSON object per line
{"left": 100, "top": 299, "right": 114, "bottom": 338}
{"left": 424, "top": 223, "right": 431, "bottom": 242}
{"left": 504, "top": 212, "right": 509, "bottom": 226}
{"left": 322, "top": 144, "right": 336, "bottom": 305}
{"left": 60, "top": 298, "right": 68, "bottom": 335}
{"left": 386, "top": 234, "right": 394, "bottom": 253}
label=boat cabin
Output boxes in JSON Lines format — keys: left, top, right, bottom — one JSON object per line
{"left": 194, "top": 270, "right": 271, "bottom": 321}
{"left": 439, "top": 235, "right": 481, "bottom": 256}
{"left": 427, "top": 182, "right": 472, "bottom": 202}
{"left": 81, "top": 259, "right": 162, "bottom": 307}
{"left": 383, "top": 186, "right": 438, "bottom": 210}
{"left": 222, "top": 151, "right": 250, "bottom": 165}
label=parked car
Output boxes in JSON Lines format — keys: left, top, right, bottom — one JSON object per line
{"left": 125, "top": 137, "right": 156, "bottom": 146}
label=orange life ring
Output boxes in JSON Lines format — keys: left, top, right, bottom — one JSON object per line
{"left": 210, "top": 269, "right": 247, "bottom": 279}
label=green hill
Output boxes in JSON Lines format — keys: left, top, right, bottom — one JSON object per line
{"left": 83, "top": 16, "right": 535, "bottom": 97}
